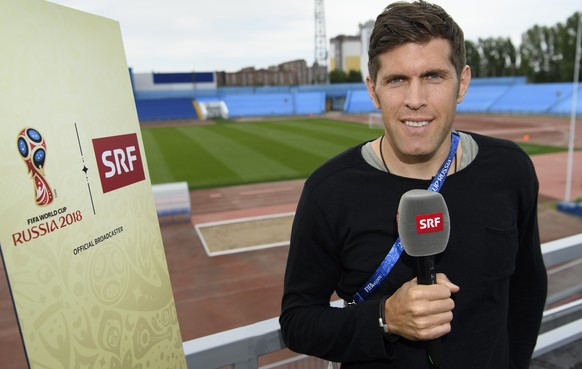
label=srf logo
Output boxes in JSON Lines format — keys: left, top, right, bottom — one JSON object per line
{"left": 416, "top": 212, "right": 444, "bottom": 234}
{"left": 92, "top": 133, "right": 145, "bottom": 193}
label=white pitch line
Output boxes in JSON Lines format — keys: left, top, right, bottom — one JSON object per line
{"left": 195, "top": 212, "right": 295, "bottom": 257}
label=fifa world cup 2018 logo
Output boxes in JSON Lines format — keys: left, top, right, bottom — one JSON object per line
{"left": 17, "top": 128, "right": 54, "bottom": 206}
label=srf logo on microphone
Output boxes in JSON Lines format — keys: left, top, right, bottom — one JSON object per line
{"left": 92, "top": 133, "right": 145, "bottom": 193}
{"left": 416, "top": 212, "right": 444, "bottom": 234}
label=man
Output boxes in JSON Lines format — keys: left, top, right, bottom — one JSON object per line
{"left": 279, "top": 1, "right": 547, "bottom": 368}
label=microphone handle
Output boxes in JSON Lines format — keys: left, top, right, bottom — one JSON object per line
{"left": 415, "top": 256, "right": 441, "bottom": 368}
{"left": 415, "top": 256, "right": 436, "bottom": 285}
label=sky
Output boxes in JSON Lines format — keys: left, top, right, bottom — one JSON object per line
{"left": 49, "top": 0, "right": 582, "bottom": 73}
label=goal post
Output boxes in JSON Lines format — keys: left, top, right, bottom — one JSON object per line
{"left": 368, "top": 112, "right": 383, "bottom": 129}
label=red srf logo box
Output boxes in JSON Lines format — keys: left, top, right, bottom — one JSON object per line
{"left": 92, "top": 133, "right": 145, "bottom": 193}
{"left": 415, "top": 212, "right": 444, "bottom": 234}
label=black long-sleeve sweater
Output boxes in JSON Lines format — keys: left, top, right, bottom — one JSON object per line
{"left": 280, "top": 132, "right": 547, "bottom": 369}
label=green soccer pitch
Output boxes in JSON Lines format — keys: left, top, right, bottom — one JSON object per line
{"left": 140, "top": 118, "right": 382, "bottom": 189}
{"left": 140, "top": 117, "right": 567, "bottom": 189}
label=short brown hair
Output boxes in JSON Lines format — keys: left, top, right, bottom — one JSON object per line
{"left": 367, "top": 0, "right": 466, "bottom": 83}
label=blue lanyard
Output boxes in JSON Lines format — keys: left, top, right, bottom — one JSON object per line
{"left": 352, "top": 132, "right": 460, "bottom": 303}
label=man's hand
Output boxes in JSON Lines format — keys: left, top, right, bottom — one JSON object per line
{"left": 384, "top": 273, "right": 460, "bottom": 341}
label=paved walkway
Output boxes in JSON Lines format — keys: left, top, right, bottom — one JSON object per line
{"left": 532, "top": 152, "right": 582, "bottom": 201}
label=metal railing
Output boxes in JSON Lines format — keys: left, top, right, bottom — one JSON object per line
{"left": 182, "top": 233, "right": 582, "bottom": 369}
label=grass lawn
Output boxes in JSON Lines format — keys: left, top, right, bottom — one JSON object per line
{"left": 141, "top": 118, "right": 382, "bottom": 189}
{"left": 141, "top": 118, "right": 567, "bottom": 189}
{"left": 516, "top": 142, "right": 569, "bottom": 156}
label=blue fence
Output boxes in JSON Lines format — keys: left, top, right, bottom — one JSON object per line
{"left": 133, "top": 78, "right": 582, "bottom": 121}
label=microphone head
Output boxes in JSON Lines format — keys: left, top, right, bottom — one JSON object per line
{"left": 397, "top": 189, "right": 450, "bottom": 257}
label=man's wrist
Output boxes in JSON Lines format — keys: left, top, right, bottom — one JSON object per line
{"left": 379, "top": 295, "right": 399, "bottom": 342}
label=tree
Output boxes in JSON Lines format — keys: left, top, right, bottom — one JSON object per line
{"left": 519, "top": 13, "right": 580, "bottom": 82}
{"left": 556, "top": 13, "right": 581, "bottom": 82}
{"left": 465, "top": 40, "right": 481, "bottom": 77}
{"left": 463, "top": 11, "right": 580, "bottom": 82}
{"left": 478, "top": 37, "right": 517, "bottom": 77}
{"left": 347, "top": 70, "right": 363, "bottom": 83}
{"left": 329, "top": 69, "right": 363, "bottom": 83}
{"left": 329, "top": 69, "right": 348, "bottom": 83}
{"left": 519, "top": 25, "right": 546, "bottom": 81}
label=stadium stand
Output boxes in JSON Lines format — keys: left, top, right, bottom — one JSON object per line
{"left": 222, "top": 93, "right": 294, "bottom": 117}
{"left": 489, "top": 83, "right": 574, "bottom": 114}
{"left": 130, "top": 72, "right": 582, "bottom": 121}
{"left": 222, "top": 92, "right": 326, "bottom": 118}
{"left": 457, "top": 85, "right": 510, "bottom": 113}
{"left": 298, "top": 82, "right": 367, "bottom": 97}
{"left": 293, "top": 91, "right": 326, "bottom": 115}
{"left": 343, "top": 89, "right": 377, "bottom": 113}
{"left": 549, "top": 87, "right": 582, "bottom": 115}
{"left": 135, "top": 98, "right": 197, "bottom": 121}
{"left": 468, "top": 76, "right": 527, "bottom": 86}
{"left": 135, "top": 89, "right": 218, "bottom": 100}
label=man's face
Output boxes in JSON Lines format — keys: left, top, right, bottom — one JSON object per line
{"left": 366, "top": 38, "right": 470, "bottom": 165}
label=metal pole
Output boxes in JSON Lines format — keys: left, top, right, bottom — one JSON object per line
{"left": 565, "top": 13, "right": 582, "bottom": 203}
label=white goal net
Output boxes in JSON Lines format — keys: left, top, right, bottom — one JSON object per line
{"left": 368, "top": 112, "right": 383, "bottom": 129}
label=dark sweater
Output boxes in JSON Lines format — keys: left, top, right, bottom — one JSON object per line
{"left": 280, "top": 132, "right": 547, "bottom": 369}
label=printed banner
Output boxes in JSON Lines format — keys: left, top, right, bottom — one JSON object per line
{"left": 0, "top": 1, "right": 186, "bottom": 368}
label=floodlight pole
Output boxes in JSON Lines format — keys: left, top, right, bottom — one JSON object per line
{"left": 565, "top": 14, "right": 582, "bottom": 203}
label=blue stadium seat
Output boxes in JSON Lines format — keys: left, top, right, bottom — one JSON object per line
{"left": 549, "top": 86, "right": 582, "bottom": 115}
{"left": 489, "top": 83, "right": 574, "bottom": 114}
{"left": 222, "top": 92, "right": 325, "bottom": 118}
{"left": 293, "top": 92, "right": 326, "bottom": 115}
{"left": 468, "top": 76, "right": 527, "bottom": 86}
{"left": 343, "top": 90, "right": 377, "bottom": 113}
{"left": 131, "top": 77, "right": 582, "bottom": 120}
{"left": 223, "top": 93, "right": 293, "bottom": 117}
{"left": 135, "top": 98, "right": 197, "bottom": 121}
{"left": 457, "top": 85, "right": 510, "bottom": 113}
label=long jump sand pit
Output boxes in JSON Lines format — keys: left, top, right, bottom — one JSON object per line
{"left": 195, "top": 212, "right": 294, "bottom": 256}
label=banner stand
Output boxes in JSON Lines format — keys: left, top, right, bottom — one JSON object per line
{"left": 0, "top": 1, "right": 186, "bottom": 368}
